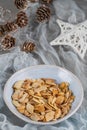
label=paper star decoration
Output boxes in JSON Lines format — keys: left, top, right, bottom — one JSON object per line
{"left": 50, "top": 19, "right": 87, "bottom": 59}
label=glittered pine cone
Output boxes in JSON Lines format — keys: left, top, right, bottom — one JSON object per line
{"left": 22, "top": 41, "right": 35, "bottom": 52}
{"left": 40, "top": 0, "right": 52, "bottom": 4}
{"left": 5, "top": 21, "right": 18, "bottom": 32}
{"left": 36, "top": 5, "right": 51, "bottom": 22}
{"left": 0, "top": 25, "right": 6, "bottom": 37}
{"left": 16, "top": 11, "right": 28, "bottom": 27}
{"left": 1, "top": 35, "right": 16, "bottom": 50}
{"left": 14, "top": 0, "right": 28, "bottom": 10}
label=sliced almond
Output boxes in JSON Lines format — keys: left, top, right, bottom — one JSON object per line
{"left": 28, "top": 89, "right": 34, "bottom": 95}
{"left": 32, "top": 82, "right": 40, "bottom": 88}
{"left": 52, "top": 97, "right": 56, "bottom": 104}
{"left": 26, "top": 103, "right": 34, "bottom": 114}
{"left": 35, "top": 104, "right": 45, "bottom": 112}
{"left": 24, "top": 110, "right": 31, "bottom": 117}
{"left": 55, "top": 108, "right": 61, "bottom": 119}
{"left": 12, "top": 90, "right": 20, "bottom": 100}
{"left": 45, "top": 111, "right": 55, "bottom": 121}
{"left": 17, "top": 108, "right": 25, "bottom": 114}
{"left": 12, "top": 100, "right": 21, "bottom": 107}
{"left": 19, "top": 93, "right": 28, "bottom": 103}
{"left": 34, "top": 85, "right": 47, "bottom": 93}
{"left": 30, "top": 113, "right": 41, "bottom": 121}
{"left": 44, "top": 103, "right": 53, "bottom": 110}
{"left": 18, "top": 91, "right": 24, "bottom": 99}
{"left": 13, "top": 80, "right": 24, "bottom": 89}
{"left": 32, "top": 98, "right": 41, "bottom": 104}
{"left": 56, "top": 96, "right": 64, "bottom": 105}
{"left": 48, "top": 96, "right": 53, "bottom": 104}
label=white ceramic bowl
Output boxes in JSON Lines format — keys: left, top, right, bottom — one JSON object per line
{"left": 3, "top": 65, "right": 84, "bottom": 125}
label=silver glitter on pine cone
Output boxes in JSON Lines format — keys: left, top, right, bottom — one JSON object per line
{"left": 16, "top": 11, "right": 28, "bottom": 27}
{"left": 36, "top": 5, "right": 51, "bottom": 22}
{"left": 14, "top": 0, "right": 28, "bottom": 10}
{"left": 1, "top": 35, "right": 16, "bottom": 50}
{"left": 22, "top": 41, "right": 35, "bottom": 52}
{"left": 0, "top": 25, "right": 6, "bottom": 37}
{"left": 5, "top": 21, "right": 18, "bottom": 32}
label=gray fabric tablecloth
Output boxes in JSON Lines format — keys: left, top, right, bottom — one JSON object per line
{"left": 0, "top": 0, "right": 87, "bottom": 130}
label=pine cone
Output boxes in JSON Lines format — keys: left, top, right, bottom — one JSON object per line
{"left": 40, "top": 0, "right": 52, "bottom": 4}
{"left": 1, "top": 35, "right": 16, "bottom": 50}
{"left": 0, "top": 25, "right": 6, "bottom": 37}
{"left": 5, "top": 21, "right": 18, "bottom": 32}
{"left": 22, "top": 41, "right": 35, "bottom": 52}
{"left": 36, "top": 5, "right": 51, "bottom": 22}
{"left": 16, "top": 11, "right": 28, "bottom": 27}
{"left": 14, "top": 0, "right": 28, "bottom": 10}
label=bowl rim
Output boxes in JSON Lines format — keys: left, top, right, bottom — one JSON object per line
{"left": 3, "top": 65, "right": 84, "bottom": 125}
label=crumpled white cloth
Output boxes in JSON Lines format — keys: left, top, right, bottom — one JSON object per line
{"left": 0, "top": 0, "right": 87, "bottom": 130}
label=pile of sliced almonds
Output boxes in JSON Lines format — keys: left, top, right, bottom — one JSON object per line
{"left": 12, "top": 78, "right": 75, "bottom": 122}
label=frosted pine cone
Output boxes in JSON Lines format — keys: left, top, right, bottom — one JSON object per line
{"left": 40, "top": 0, "right": 52, "bottom": 4}
{"left": 5, "top": 21, "right": 17, "bottom": 32}
{"left": 1, "top": 35, "right": 16, "bottom": 50}
{"left": 14, "top": 0, "right": 28, "bottom": 10}
{"left": 36, "top": 5, "right": 51, "bottom": 22}
{"left": 22, "top": 41, "right": 35, "bottom": 52}
{"left": 0, "top": 25, "right": 6, "bottom": 37}
{"left": 16, "top": 11, "right": 28, "bottom": 27}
